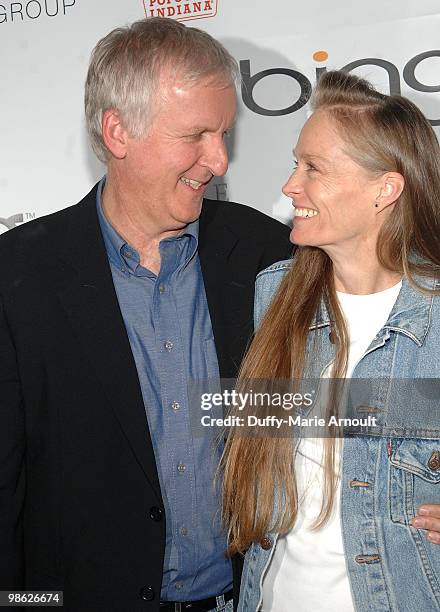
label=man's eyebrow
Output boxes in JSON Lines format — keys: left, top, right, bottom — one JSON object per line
{"left": 179, "top": 123, "right": 236, "bottom": 133}
{"left": 180, "top": 126, "right": 205, "bottom": 132}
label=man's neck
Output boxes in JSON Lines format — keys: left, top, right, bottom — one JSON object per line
{"left": 101, "top": 177, "right": 184, "bottom": 275}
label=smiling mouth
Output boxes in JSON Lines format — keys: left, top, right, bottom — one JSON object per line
{"left": 294, "top": 207, "right": 319, "bottom": 218}
{"left": 180, "top": 176, "right": 208, "bottom": 190}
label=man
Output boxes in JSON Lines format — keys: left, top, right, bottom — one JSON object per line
{"left": 0, "top": 17, "right": 291, "bottom": 612}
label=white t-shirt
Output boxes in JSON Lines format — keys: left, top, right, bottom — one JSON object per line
{"left": 261, "top": 281, "right": 402, "bottom": 612}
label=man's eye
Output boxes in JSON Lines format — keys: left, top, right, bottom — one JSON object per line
{"left": 186, "top": 132, "right": 203, "bottom": 141}
{"left": 292, "top": 160, "right": 298, "bottom": 170}
{"left": 306, "top": 163, "right": 317, "bottom": 172}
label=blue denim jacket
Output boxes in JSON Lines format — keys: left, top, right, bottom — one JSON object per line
{"left": 239, "top": 259, "right": 440, "bottom": 612}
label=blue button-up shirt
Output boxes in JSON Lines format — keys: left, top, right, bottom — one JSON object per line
{"left": 96, "top": 178, "right": 232, "bottom": 600}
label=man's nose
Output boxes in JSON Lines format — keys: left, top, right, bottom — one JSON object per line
{"left": 200, "top": 135, "right": 229, "bottom": 177}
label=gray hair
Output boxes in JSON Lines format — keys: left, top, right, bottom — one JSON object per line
{"left": 84, "top": 17, "right": 238, "bottom": 162}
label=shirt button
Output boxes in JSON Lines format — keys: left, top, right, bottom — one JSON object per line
{"left": 177, "top": 463, "right": 186, "bottom": 473}
{"left": 159, "top": 283, "right": 166, "bottom": 294}
{"left": 175, "top": 582, "right": 184, "bottom": 591}
{"left": 139, "top": 585, "right": 155, "bottom": 601}
{"left": 164, "top": 340, "right": 174, "bottom": 351}
{"left": 428, "top": 451, "right": 440, "bottom": 471}
{"left": 149, "top": 506, "right": 164, "bottom": 522}
{"left": 171, "top": 401, "right": 181, "bottom": 412}
{"left": 180, "top": 526, "right": 188, "bottom": 536}
{"left": 260, "top": 537, "right": 273, "bottom": 550}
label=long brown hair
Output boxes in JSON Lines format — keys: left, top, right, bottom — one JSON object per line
{"left": 222, "top": 70, "right": 440, "bottom": 555}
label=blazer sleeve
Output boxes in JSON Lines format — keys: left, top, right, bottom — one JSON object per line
{"left": 257, "top": 221, "right": 292, "bottom": 275}
{"left": 0, "top": 295, "right": 25, "bottom": 588}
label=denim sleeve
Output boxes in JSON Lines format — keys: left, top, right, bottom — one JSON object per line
{"left": 254, "top": 263, "right": 290, "bottom": 329}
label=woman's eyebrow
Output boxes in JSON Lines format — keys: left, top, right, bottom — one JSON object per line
{"left": 293, "top": 149, "right": 329, "bottom": 164}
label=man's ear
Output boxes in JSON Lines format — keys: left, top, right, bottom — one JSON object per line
{"left": 102, "top": 109, "right": 128, "bottom": 160}
{"left": 375, "top": 172, "right": 405, "bottom": 210}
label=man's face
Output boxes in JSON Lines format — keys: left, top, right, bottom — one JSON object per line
{"left": 119, "top": 73, "right": 237, "bottom": 234}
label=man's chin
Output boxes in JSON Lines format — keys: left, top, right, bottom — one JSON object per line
{"left": 183, "top": 197, "right": 204, "bottom": 223}
{"left": 172, "top": 211, "right": 202, "bottom": 232}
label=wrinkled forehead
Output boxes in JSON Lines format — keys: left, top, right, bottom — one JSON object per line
{"left": 301, "top": 109, "right": 342, "bottom": 140}
{"left": 153, "top": 69, "right": 237, "bottom": 114}
{"left": 295, "top": 110, "right": 347, "bottom": 157}
{"left": 157, "top": 57, "right": 235, "bottom": 89}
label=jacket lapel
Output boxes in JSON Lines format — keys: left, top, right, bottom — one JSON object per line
{"left": 56, "top": 187, "right": 162, "bottom": 501}
{"left": 199, "top": 201, "right": 252, "bottom": 379}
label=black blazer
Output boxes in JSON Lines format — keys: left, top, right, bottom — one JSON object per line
{"left": 0, "top": 184, "right": 291, "bottom": 611}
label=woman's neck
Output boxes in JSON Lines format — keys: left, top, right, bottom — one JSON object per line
{"left": 332, "top": 259, "right": 402, "bottom": 295}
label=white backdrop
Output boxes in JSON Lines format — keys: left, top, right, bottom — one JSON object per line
{"left": 2, "top": 0, "right": 440, "bottom": 233}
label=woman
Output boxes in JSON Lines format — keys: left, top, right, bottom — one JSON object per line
{"left": 222, "top": 71, "right": 440, "bottom": 611}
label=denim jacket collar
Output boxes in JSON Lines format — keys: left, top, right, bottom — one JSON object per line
{"left": 310, "top": 275, "right": 437, "bottom": 347}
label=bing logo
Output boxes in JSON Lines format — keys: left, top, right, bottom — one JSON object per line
{"left": 240, "top": 49, "right": 440, "bottom": 126}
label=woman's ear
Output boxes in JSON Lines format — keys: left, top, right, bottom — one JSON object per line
{"left": 375, "top": 172, "right": 405, "bottom": 210}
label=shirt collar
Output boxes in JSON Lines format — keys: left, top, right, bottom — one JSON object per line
{"left": 310, "top": 274, "right": 437, "bottom": 346}
{"left": 382, "top": 275, "right": 437, "bottom": 346}
{"left": 96, "top": 177, "right": 128, "bottom": 272}
{"left": 96, "top": 175, "right": 199, "bottom": 275}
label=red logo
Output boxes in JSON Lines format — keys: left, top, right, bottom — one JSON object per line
{"left": 144, "top": 0, "right": 218, "bottom": 22}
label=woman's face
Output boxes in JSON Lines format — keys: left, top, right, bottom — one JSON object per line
{"left": 283, "top": 110, "right": 385, "bottom": 259}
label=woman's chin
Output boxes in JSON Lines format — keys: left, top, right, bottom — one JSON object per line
{"left": 290, "top": 228, "right": 314, "bottom": 246}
